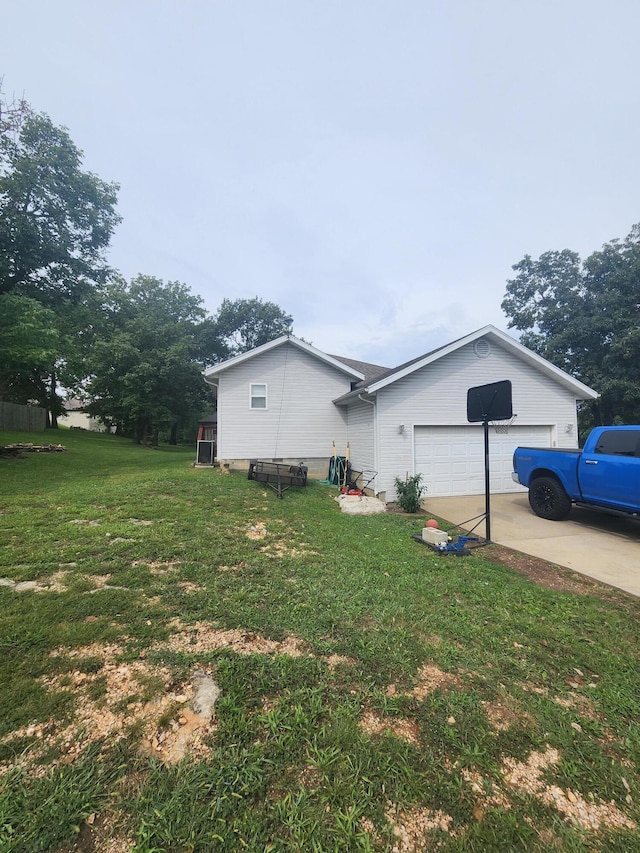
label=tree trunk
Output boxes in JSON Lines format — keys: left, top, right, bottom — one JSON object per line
{"left": 169, "top": 422, "right": 178, "bottom": 445}
{"left": 48, "top": 369, "right": 58, "bottom": 428}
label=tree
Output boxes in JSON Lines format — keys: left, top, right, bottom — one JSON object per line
{"left": 0, "top": 110, "right": 121, "bottom": 423}
{"left": 0, "top": 294, "right": 59, "bottom": 402}
{"left": 501, "top": 223, "right": 640, "bottom": 427}
{"left": 87, "top": 276, "right": 212, "bottom": 444}
{"left": 0, "top": 113, "right": 120, "bottom": 298}
{"left": 0, "top": 79, "right": 31, "bottom": 139}
{"left": 212, "top": 297, "right": 293, "bottom": 360}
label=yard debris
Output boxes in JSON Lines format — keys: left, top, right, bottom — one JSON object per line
{"left": 335, "top": 494, "right": 386, "bottom": 515}
{"left": 0, "top": 442, "right": 66, "bottom": 457}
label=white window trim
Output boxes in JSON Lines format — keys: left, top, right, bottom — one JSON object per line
{"left": 250, "top": 383, "right": 267, "bottom": 410}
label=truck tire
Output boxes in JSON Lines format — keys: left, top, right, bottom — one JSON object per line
{"left": 528, "top": 476, "right": 572, "bottom": 520}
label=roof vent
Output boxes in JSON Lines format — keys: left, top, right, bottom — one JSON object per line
{"left": 474, "top": 339, "right": 491, "bottom": 359}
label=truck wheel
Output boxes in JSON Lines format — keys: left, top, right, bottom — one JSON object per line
{"left": 528, "top": 476, "right": 572, "bottom": 520}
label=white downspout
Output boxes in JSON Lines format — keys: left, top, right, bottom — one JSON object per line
{"left": 358, "top": 393, "right": 379, "bottom": 496}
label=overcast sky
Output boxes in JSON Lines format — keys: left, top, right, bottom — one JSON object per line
{"left": 3, "top": 1, "right": 639, "bottom": 367}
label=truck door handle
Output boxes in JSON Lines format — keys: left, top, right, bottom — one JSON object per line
{"left": 585, "top": 460, "right": 598, "bottom": 465}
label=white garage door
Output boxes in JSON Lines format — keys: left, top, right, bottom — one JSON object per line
{"left": 414, "top": 425, "right": 552, "bottom": 497}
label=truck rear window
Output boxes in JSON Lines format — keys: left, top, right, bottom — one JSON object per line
{"left": 594, "top": 430, "right": 640, "bottom": 457}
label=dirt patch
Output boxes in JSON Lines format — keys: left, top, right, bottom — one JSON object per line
{"left": 361, "top": 804, "right": 454, "bottom": 852}
{"left": 39, "top": 570, "right": 75, "bottom": 592}
{"left": 553, "top": 691, "right": 601, "bottom": 719}
{"left": 160, "top": 620, "right": 307, "bottom": 657}
{"left": 409, "top": 663, "right": 461, "bottom": 699}
{"left": 131, "top": 560, "right": 181, "bottom": 573}
{"left": 360, "top": 710, "right": 420, "bottom": 745}
{"left": 324, "top": 653, "right": 355, "bottom": 668}
{"left": 482, "top": 696, "right": 532, "bottom": 732}
{"left": 501, "top": 746, "right": 636, "bottom": 831}
{"left": 1, "top": 644, "right": 224, "bottom": 774}
{"left": 246, "top": 522, "right": 268, "bottom": 540}
{"left": 261, "top": 541, "right": 319, "bottom": 558}
{"left": 218, "top": 561, "right": 248, "bottom": 572}
{"left": 383, "top": 663, "right": 461, "bottom": 702}
{"left": 461, "top": 746, "right": 636, "bottom": 832}
{"left": 176, "top": 581, "right": 203, "bottom": 594}
{"left": 0, "top": 571, "right": 119, "bottom": 594}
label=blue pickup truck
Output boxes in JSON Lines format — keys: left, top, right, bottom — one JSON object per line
{"left": 512, "top": 425, "right": 640, "bottom": 520}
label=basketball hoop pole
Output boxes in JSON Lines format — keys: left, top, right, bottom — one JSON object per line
{"left": 467, "top": 378, "right": 512, "bottom": 545}
{"left": 483, "top": 418, "right": 491, "bottom": 542}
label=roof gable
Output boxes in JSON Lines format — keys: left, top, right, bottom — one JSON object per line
{"left": 203, "top": 334, "right": 365, "bottom": 381}
{"left": 333, "top": 325, "right": 598, "bottom": 403}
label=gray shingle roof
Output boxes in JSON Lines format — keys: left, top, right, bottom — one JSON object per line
{"left": 327, "top": 355, "right": 389, "bottom": 384}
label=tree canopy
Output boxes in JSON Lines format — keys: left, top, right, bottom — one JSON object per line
{"left": 0, "top": 107, "right": 121, "bottom": 424}
{"left": 502, "top": 223, "right": 640, "bottom": 427}
{"left": 0, "top": 90, "right": 294, "bottom": 438}
{"left": 0, "top": 113, "right": 121, "bottom": 299}
{"left": 213, "top": 297, "right": 293, "bottom": 360}
{"left": 87, "top": 276, "right": 213, "bottom": 444}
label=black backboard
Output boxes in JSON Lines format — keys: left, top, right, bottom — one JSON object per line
{"left": 466, "top": 380, "right": 513, "bottom": 423}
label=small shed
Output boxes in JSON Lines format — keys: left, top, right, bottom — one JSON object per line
{"left": 196, "top": 414, "right": 217, "bottom": 465}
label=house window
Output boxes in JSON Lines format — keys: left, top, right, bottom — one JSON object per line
{"left": 250, "top": 383, "right": 267, "bottom": 409}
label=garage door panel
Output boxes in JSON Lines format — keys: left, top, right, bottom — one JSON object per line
{"left": 415, "top": 426, "right": 551, "bottom": 497}
{"left": 451, "top": 461, "right": 469, "bottom": 475}
{"left": 433, "top": 446, "right": 452, "bottom": 458}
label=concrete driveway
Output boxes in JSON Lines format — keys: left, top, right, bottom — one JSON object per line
{"left": 426, "top": 493, "right": 640, "bottom": 597}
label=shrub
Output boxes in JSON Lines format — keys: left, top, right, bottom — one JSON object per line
{"left": 393, "top": 473, "right": 425, "bottom": 513}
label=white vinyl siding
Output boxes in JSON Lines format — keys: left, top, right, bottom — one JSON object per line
{"left": 370, "top": 338, "right": 580, "bottom": 499}
{"left": 345, "top": 397, "right": 377, "bottom": 490}
{"left": 346, "top": 399, "right": 375, "bottom": 471}
{"left": 217, "top": 342, "right": 350, "bottom": 459}
{"left": 414, "top": 425, "right": 551, "bottom": 496}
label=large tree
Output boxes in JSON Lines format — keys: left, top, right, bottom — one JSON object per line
{"left": 0, "top": 110, "right": 120, "bottom": 423}
{"left": 501, "top": 223, "right": 640, "bottom": 427}
{"left": 212, "top": 297, "right": 293, "bottom": 360}
{"left": 0, "top": 113, "right": 120, "bottom": 298}
{"left": 87, "top": 276, "right": 213, "bottom": 444}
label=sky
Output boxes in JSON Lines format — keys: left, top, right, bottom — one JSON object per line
{"left": 3, "top": 0, "right": 640, "bottom": 368}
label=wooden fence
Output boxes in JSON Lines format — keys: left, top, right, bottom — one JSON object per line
{"left": 0, "top": 402, "right": 47, "bottom": 433}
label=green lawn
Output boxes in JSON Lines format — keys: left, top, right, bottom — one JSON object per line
{"left": 1, "top": 429, "right": 639, "bottom": 852}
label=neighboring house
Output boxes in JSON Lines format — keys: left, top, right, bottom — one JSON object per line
{"left": 202, "top": 326, "right": 599, "bottom": 501}
{"left": 58, "top": 399, "right": 113, "bottom": 433}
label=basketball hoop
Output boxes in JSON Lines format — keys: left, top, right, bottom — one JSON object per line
{"left": 490, "top": 415, "right": 517, "bottom": 434}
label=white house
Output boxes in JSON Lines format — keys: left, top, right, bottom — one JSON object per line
{"left": 202, "top": 325, "right": 598, "bottom": 501}
{"left": 58, "top": 399, "right": 113, "bottom": 433}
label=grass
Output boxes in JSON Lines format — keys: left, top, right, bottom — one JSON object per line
{"left": 1, "top": 428, "right": 639, "bottom": 851}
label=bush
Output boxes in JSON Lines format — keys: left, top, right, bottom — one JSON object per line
{"left": 393, "top": 474, "right": 425, "bottom": 513}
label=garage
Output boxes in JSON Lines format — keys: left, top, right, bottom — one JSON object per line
{"left": 414, "top": 425, "right": 552, "bottom": 497}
